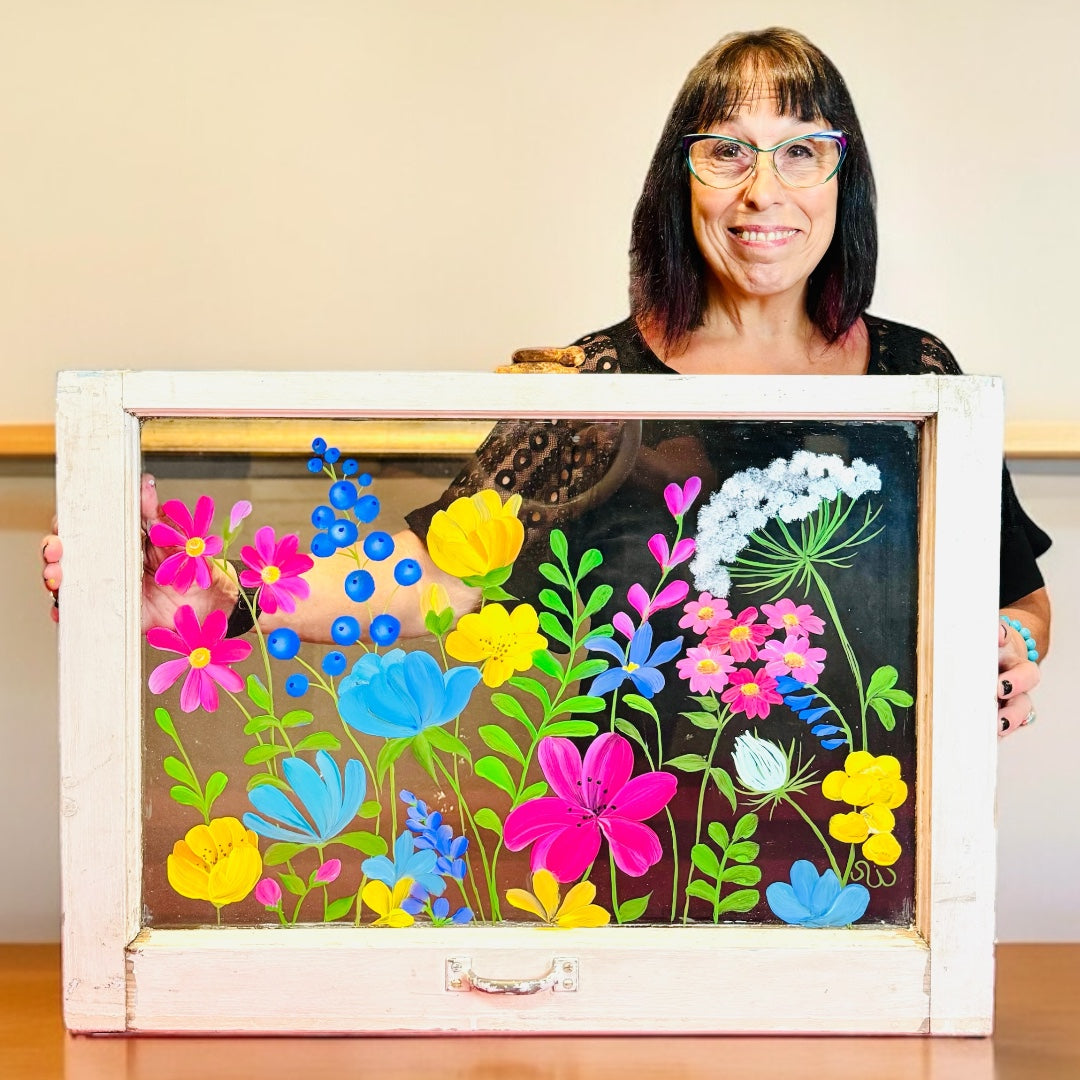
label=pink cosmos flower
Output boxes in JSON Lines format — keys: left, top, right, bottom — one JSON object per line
{"left": 147, "top": 605, "right": 252, "bottom": 713}
{"left": 503, "top": 733, "right": 678, "bottom": 882}
{"left": 676, "top": 646, "right": 736, "bottom": 693}
{"left": 679, "top": 592, "right": 732, "bottom": 635}
{"left": 150, "top": 497, "right": 223, "bottom": 593}
{"left": 647, "top": 533, "right": 697, "bottom": 570}
{"left": 664, "top": 476, "right": 702, "bottom": 519}
{"left": 704, "top": 606, "right": 771, "bottom": 662}
{"left": 239, "top": 526, "right": 314, "bottom": 615}
{"left": 720, "top": 667, "right": 783, "bottom": 720}
{"left": 628, "top": 580, "right": 689, "bottom": 622}
{"left": 255, "top": 878, "right": 282, "bottom": 907}
{"left": 761, "top": 599, "right": 825, "bottom": 637}
{"left": 760, "top": 635, "right": 828, "bottom": 685}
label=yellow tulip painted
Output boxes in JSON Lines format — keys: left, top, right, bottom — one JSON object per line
{"left": 426, "top": 490, "right": 525, "bottom": 580}
{"left": 505, "top": 869, "right": 610, "bottom": 928}
{"left": 166, "top": 816, "right": 262, "bottom": 908}
{"left": 445, "top": 602, "right": 547, "bottom": 687}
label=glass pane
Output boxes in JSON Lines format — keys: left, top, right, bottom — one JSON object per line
{"left": 140, "top": 416, "right": 920, "bottom": 931}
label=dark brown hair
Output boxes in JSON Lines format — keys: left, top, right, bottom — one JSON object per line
{"left": 629, "top": 27, "right": 876, "bottom": 348}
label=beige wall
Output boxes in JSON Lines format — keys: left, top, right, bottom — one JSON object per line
{"left": 2, "top": 1, "right": 1076, "bottom": 940}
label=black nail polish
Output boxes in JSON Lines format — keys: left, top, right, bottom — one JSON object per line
{"left": 1001, "top": 718, "right": 1010, "bottom": 732}
{"left": 1001, "top": 679, "right": 1013, "bottom": 696}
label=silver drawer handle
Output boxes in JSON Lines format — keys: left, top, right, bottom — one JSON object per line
{"left": 446, "top": 956, "right": 578, "bottom": 995}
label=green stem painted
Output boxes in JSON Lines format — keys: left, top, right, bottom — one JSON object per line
{"left": 434, "top": 756, "right": 493, "bottom": 921}
{"left": 783, "top": 793, "right": 842, "bottom": 880}
{"left": 809, "top": 566, "right": 867, "bottom": 751}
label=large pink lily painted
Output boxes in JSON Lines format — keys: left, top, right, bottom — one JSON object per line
{"left": 503, "top": 733, "right": 677, "bottom": 882}
{"left": 147, "top": 605, "right": 252, "bottom": 713}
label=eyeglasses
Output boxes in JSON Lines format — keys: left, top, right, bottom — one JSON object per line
{"left": 682, "top": 131, "right": 847, "bottom": 189}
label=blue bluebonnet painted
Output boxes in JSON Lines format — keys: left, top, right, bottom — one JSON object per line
{"left": 400, "top": 790, "right": 469, "bottom": 880}
{"left": 362, "top": 830, "right": 446, "bottom": 896}
{"left": 766, "top": 859, "right": 870, "bottom": 927}
{"left": 775, "top": 674, "right": 847, "bottom": 750}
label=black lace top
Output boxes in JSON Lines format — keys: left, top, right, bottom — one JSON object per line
{"left": 407, "top": 315, "right": 1050, "bottom": 607}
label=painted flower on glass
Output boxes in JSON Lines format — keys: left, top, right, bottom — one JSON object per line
{"left": 362, "top": 830, "right": 447, "bottom": 897}
{"left": 676, "top": 645, "right": 736, "bottom": 694}
{"left": 822, "top": 751, "right": 907, "bottom": 867}
{"left": 146, "top": 605, "right": 252, "bottom": 713}
{"left": 502, "top": 733, "right": 677, "bottom": 882}
{"left": 731, "top": 733, "right": 789, "bottom": 794}
{"left": 337, "top": 649, "right": 481, "bottom": 738}
{"left": 167, "top": 816, "right": 262, "bottom": 908}
{"left": 362, "top": 877, "right": 416, "bottom": 927}
{"left": 244, "top": 751, "right": 366, "bottom": 844}
{"left": 704, "top": 606, "right": 771, "bottom": 662}
{"left": 828, "top": 805, "right": 902, "bottom": 866}
{"left": 679, "top": 592, "right": 731, "bottom": 635}
{"left": 664, "top": 476, "right": 702, "bottom": 519}
{"left": 765, "top": 860, "right": 870, "bottom": 928}
{"left": 506, "top": 868, "right": 611, "bottom": 928}
{"left": 586, "top": 621, "right": 683, "bottom": 700}
{"left": 402, "top": 791, "right": 469, "bottom": 879}
{"left": 647, "top": 533, "right": 697, "bottom": 571}
{"left": 720, "top": 667, "right": 783, "bottom": 720}
{"left": 761, "top": 598, "right": 825, "bottom": 637}
{"left": 760, "top": 635, "right": 827, "bottom": 686}
{"left": 238, "top": 526, "right": 314, "bottom": 615}
{"left": 426, "top": 489, "right": 524, "bottom": 581}
{"left": 149, "top": 496, "right": 223, "bottom": 593}
{"left": 444, "top": 602, "right": 547, "bottom": 687}
{"left": 627, "top": 580, "right": 689, "bottom": 622}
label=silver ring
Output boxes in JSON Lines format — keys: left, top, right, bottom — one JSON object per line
{"left": 1023, "top": 709, "right": 1036, "bottom": 727}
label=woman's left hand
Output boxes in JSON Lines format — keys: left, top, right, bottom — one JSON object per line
{"left": 998, "top": 619, "right": 1039, "bottom": 738}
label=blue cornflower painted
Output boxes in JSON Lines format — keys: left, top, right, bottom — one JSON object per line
{"left": 337, "top": 649, "right": 481, "bottom": 739}
{"left": 244, "top": 751, "right": 365, "bottom": 845}
{"left": 766, "top": 860, "right": 870, "bottom": 928}
{"left": 362, "top": 830, "right": 447, "bottom": 897}
{"left": 585, "top": 621, "right": 683, "bottom": 700}
{"left": 402, "top": 791, "right": 469, "bottom": 879}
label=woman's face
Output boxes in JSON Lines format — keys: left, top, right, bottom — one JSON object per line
{"left": 689, "top": 89, "right": 839, "bottom": 308}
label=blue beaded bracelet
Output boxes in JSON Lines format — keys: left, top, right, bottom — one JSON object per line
{"left": 1001, "top": 615, "right": 1039, "bottom": 662}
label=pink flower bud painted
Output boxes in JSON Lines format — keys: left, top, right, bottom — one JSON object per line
{"left": 663, "top": 476, "right": 702, "bottom": 519}
{"left": 229, "top": 500, "right": 253, "bottom": 532}
{"left": 254, "top": 878, "right": 282, "bottom": 908}
{"left": 314, "top": 859, "right": 341, "bottom": 885}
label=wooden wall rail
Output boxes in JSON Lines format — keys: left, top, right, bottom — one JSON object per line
{"left": 2, "top": 421, "right": 1080, "bottom": 460}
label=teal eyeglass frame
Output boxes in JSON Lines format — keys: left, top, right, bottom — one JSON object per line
{"left": 682, "top": 130, "right": 848, "bottom": 189}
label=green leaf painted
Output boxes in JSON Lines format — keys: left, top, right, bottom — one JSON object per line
{"left": 566, "top": 658, "right": 608, "bottom": 682}
{"left": 722, "top": 865, "right": 762, "bottom": 886}
{"left": 575, "top": 547, "right": 604, "bottom": 581}
{"left": 478, "top": 725, "right": 525, "bottom": 765}
{"left": 243, "top": 714, "right": 276, "bottom": 735}
{"left": 333, "top": 831, "right": 387, "bottom": 856}
{"left": 204, "top": 771, "right": 228, "bottom": 810}
{"left": 531, "top": 649, "right": 565, "bottom": 680}
{"left": 280, "top": 873, "right": 307, "bottom": 897}
{"left": 710, "top": 767, "right": 738, "bottom": 813}
{"left": 490, "top": 693, "right": 539, "bottom": 737}
{"left": 246, "top": 674, "right": 271, "bottom": 711}
{"left": 880, "top": 688, "right": 914, "bottom": 707}
{"left": 424, "top": 725, "right": 473, "bottom": 762}
{"left": 538, "top": 561, "right": 571, "bottom": 589}
{"left": 680, "top": 710, "right": 719, "bottom": 730}
{"left": 869, "top": 697, "right": 897, "bottom": 732}
{"left": 866, "top": 665, "right": 899, "bottom": 698}
{"left": 376, "top": 738, "right": 411, "bottom": 787}
{"left": 707, "top": 821, "right": 731, "bottom": 850}
{"left": 613, "top": 718, "right": 647, "bottom": 750}
{"left": 154, "top": 707, "right": 177, "bottom": 739}
{"left": 715, "top": 888, "right": 760, "bottom": 915}
{"left": 482, "top": 584, "right": 516, "bottom": 603}
{"left": 582, "top": 623, "right": 614, "bottom": 641}
{"left": 685, "top": 880, "right": 717, "bottom": 903}
{"left": 581, "top": 583, "right": 614, "bottom": 619}
{"left": 293, "top": 732, "right": 342, "bottom": 753}
{"left": 473, "top": 807, "right": 503, "bottom": 836}
{"left": 689, "top": 694, "right": 720, "bottom": 713}
{"left": 280, "top": 710, "right": 314, "bottom": 729}
{"left": 732, "top": 813, "right": 759, "bottom": 842}
{"left": 550, "top": 695, "right": 606, "bottom": 718}
{"left": 667, "top": 753, "right": 708, "bottom": 773}
{"left": 537, "top": 612, "right": 572, "bottom": 648}
{"left": 519, "top": 781, "right": 548, "bottom": 802}
{"left": 542, "top": 720, "right": 599, "bottom": 738}
{"left": 163, "top": 756, "right": 197, "bottom": 789}
{"left": 623, "top": 693, "right": 659, "bottom": 721}
{"left": 169, "top": 786, "right": 203, "bottom": 809}
{"left": 548, "top": 528, "right": 569, "bottom": 564}
{"left": 358, "top": 800, "right": 381, "bottom": 819}
{"left": 475, "top": 756, "right": 516, "bottom": 797}
{"left": 264, "top": 842, "right": 308, "bottom": 867}
{"left": 690, "top": 843, "right": 721, "bottom": 879}
{"left": 244, "top": 743, "right": 288, "bottom": 766}
{"left": 616, "top": 893, "right": 651, "bottom": 924}
{"left": 538, "top": 588, "right": 571, "bottom": 617}
{"left": 325, "top": 895, "right": 355, "bottom": 922}
{"left": 410, "top": 732, "right": 437, "bottom": 780}
{"left": 246, "top": 772, "right": 289, "bottom": 792}
{"left": 726, "top": 841, "right": 760, "bottom": 864}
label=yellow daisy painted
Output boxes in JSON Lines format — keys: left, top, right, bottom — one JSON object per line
{"left": 445, "top": 602, "right": 547, "bottom": 687}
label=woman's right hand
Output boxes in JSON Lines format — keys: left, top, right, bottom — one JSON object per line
{"left": 42, "top": 473, "right": 239, "bottom": 632}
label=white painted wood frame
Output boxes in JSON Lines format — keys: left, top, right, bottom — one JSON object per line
{"left": 57, "top": 371, "right": 1002, "bottom": 1036}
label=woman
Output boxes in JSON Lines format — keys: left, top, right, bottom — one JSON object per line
{"left": 42, "top": 27, "right": 1049, "bottom": 737}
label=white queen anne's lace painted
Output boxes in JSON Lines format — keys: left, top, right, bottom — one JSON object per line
{"left": 690, "top": 451, "right": 882, "bottom": 597}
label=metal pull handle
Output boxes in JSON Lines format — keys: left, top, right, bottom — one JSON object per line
{"left": 446, "top": 956, "right": 578, "bottom": 995}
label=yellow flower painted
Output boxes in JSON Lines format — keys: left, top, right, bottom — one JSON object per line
{"left": 822, "top": 751, "right": 908, "bottom": 810}
{"left": 506, "top": 869, "right": 611, "bottom": 928}
{"left": 445, "top": 602, "right": 547, "bottom": 687}
{"left": 862, "top": 831, "right": 902, "bottom": 867}
{"left": 426, "top": 490, "right": 525, "bottom": 581}
{"left": 362, "top": 877, "right": 416, "bottom": 927}
{"left": 420, "top": 582, "right": 452, "bottom": 620}
{"left": 167, "top": 816, "right": 262, "bottom": 909}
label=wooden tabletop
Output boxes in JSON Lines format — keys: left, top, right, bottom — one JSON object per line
{"left": 3, "top": 944, "right": 1078, "bottom": 1079}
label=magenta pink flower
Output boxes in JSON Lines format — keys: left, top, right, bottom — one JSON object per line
{"left": 149, "top": 497, "right": 223, "bottom": 593}
{"left": 228, "top": 500, "right": 253, "bottom": 532}
{"left": 704, "top": 606, "right": 771, "bottom": 662}
{"left": 720, "top": 667, "right": 783, "bottom": 720}
{"left": 147, "top": 605, "right": 252, "bottom": 713}
{"left": 314, "top": 859, "right": 342, "bottom": 885}
{"left": 761, "top": 599, "right": 825, "bottom": 637}
{"left": 502, "top": 733, "right": 677, "bottom": 882}
{"left": 255, "top": 878, "right": 282, "bottom": 907}
{"left": 676, "top": 646, "right": 736, "bottom": 693}
{"left": 628, "top": 579, "right": 689, "bottom": 622}
{"left": 664, "top": 476, "right": 702, "bottom": 519}
{"left": 679, "top": 591, "right": 732, "bottom": 635}
{"left": 761, "top": 635, "right": 827, "bottom": 685}
{"left": 239, "top": 526, "right": 314, "bottom": 615}
{"left": 647, "top": 533, "right": 697, "bottom": 570}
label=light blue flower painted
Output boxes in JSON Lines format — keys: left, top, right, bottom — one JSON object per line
{"left": 362, "top": 830, "right": 446, "bottom": 896}
{"left": 337, "top": 648, "right": 481, "bottom": 739}
{"left": 586, "top": 621, "right": 683, "bottom": 699}
{"left": 243, "top": 750, "right": 365, "bottom": 844}
{"left": 766, "top": 859, "right": 870, "bottom": 927}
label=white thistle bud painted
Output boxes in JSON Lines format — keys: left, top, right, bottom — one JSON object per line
{"left": 732, "top": 733, "right": 789, "bottom": 794}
